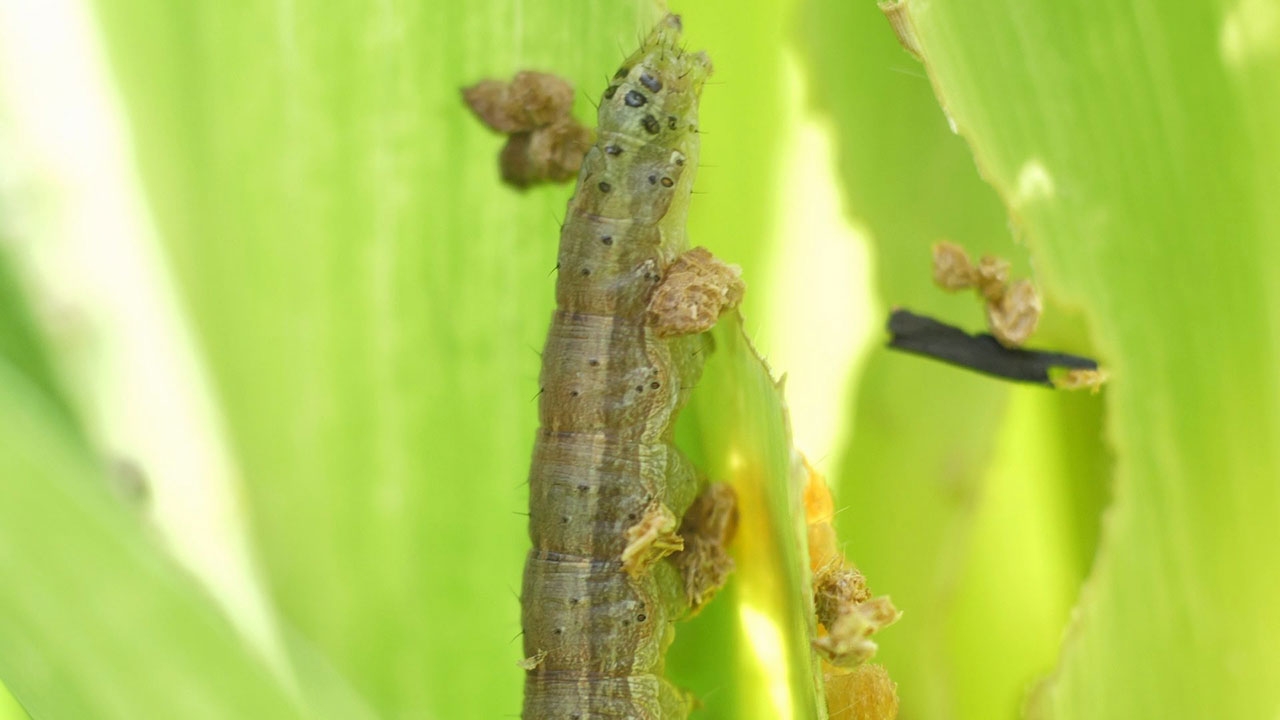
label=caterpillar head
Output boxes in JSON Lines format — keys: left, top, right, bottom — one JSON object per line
{"left": 598, "top": 14, "right": 712, "bottom": 147}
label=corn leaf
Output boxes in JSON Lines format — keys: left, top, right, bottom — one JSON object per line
{"left": 0, "top": 361, "right": 305, "bottom": 719}
{"left": 798, "top": 3, "right": 1108, "bottom": 718}
{"left": 81, "top": 1, "right": 803, "bottom": 716}
{"left": 871, "top": 0, "right": 1280, "bottom": 717}
{"left": 674, "top": 316, "right": 826, "bottom": 719}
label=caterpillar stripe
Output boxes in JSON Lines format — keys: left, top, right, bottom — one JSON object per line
{"left": 521, "top": 15, "right": 726, "bottom": 719}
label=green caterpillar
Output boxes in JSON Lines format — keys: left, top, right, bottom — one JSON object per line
{"left": 520, "top": 15, "right": 741, "bottom": 719}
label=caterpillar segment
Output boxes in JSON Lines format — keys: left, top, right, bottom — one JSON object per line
{"left": 521, "top": 15, "right": 734, "bottom": 719}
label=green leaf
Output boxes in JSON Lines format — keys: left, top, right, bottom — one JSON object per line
{"left": 877, "top": 0, "right": 1280, "bottom": 717}
{"left": 0, "top": 361, "right": 304, "bottom": 720}
{"left": 799, "top": 1, "right": 1111, "bottom": 717}
{"left": 0, "top": 254, "right": 73, "bottom": 430}
{"left": 0, "top": 682, "right": 27, "bottom": 720}
{"left": 83, "top": 2, "right": 677, "bottom": 717}
{"left": 681, "top": 0, "right": 796, "bottom": 321}
{"left": 942, "top": 388, "right": 1108, "bottom": 720}
{"left": 83, "top": 0, "right": 823, "bottom": 714}
{"left": 674, "top": 316, "right": 825, "bottom": 720}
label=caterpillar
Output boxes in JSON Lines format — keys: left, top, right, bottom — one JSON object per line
{"left": 520, "top": 15, "right": 743, "bottom": 719}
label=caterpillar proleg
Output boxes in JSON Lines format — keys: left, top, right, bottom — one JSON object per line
{"left": 520, "top": 15, "right": 741, "bottom": 719}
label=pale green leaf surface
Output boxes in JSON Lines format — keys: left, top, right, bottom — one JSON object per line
{"left": 895, "top": 0, "right": 1280, "bottom": 716}
{"left": 798, "top": 3, "right": 1099, "bottom": 718}
{"left": 942, "top": 388, "right": 1108, "bottom": 720}
{"left": 680, "top": 0, "right": 794, "bottom": 325}
{"left": 86, "top": 1, "right": 657, "bottom": 716}
{"left": 676, "top": 316, "right": 825, "bottom": 720}
{"left": 0, "top": 253, "right": 76, "bottom": 437}
{"left": 85, "top": 0, "right": 817, "bottom": 715}
{"left": 87, "top": 0, "right": 808, "bottom": 712}
{"left": 798, "top": 2, "right": 1112, "bottom": 718}
{"left": 0, "top": 682, "right": 26, "bottom": 720}
{"left": 0, "top": 361, "right": 304, "bottom": 720}
{"left": 797, "top": 11, "right": 1019, "bottom": 718}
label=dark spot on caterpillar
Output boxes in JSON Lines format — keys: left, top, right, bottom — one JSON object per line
{"left": 675, "top": 156, "right": 685, "bottom": 166}
{"left": 570, "top": 390, "right": 579, "bottom": 397}
{"left": 598, "top": 181, "right": 612, "bottom": 193}
{"left": 637, "top": 613, "right": 647, "bottom": 622}
{"left": 661, "top": 177, "right": 674, "bottom": 188}
{"left": 651, "top": 274, "right": 661, "bottom": 282}
{"left": 624, "top": 90, "right": 647, "bottom": 107}
{"left": 561, "top": 516, "right": 569, "bottom": 524}
{"left": 650, "top": 381, "right": 661, "bottom": 389}
{"left": 603, "top": 85, "right": 619, "bottom": 100}
{"left": 577, "top": 484, "right": 589, "bottom": 492}
{"left": 569, "top": 597, "right": 580, "bottom": 606}
{"left": 639, "top": 71, "right": 663, "bottom": 93}
{"left": 642, "top": 114, "right": 661, "bottom": 134}
{"left": 581, "top": 267, "right": 591, "bottom": 276}
{"left": 553, "top": 627, "right": 564, "bottom": 635}
{"left": 600, "top": 236, "right": 613, "bottom": 246}
{"left": 648, "top": 174, "right": 658, "bottom": 185}
{"left": 636, "top": 385, "right": 645, "bottom": 393}
{"left": 605, "top": 144, "right": 623, "bottom": 156}
{"left": 628, "top": 513, "right": 638, "bottom": 521}
{"left": 588, "top": 358, "right": 600, "bottom": 366}
{"left": 667, "top": 115, "right": 678, "bottom": 130}
{"left": 614, "top": 66, "right": 630, "bottom": 79}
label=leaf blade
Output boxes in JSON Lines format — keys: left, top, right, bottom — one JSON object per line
{"left": 0, "top": 362, "right": 306, "bottom": 720}
{"left": 894, "top": 0, "right": 1280, "bottom": 715}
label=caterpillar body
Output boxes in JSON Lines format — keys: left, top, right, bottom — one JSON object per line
{"left": 521, "top": 15, "right": 736, "bottom": 719}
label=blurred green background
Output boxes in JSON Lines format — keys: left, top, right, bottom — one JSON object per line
{"left": 0, "top": 0, "right": 1277, "bottom": 718}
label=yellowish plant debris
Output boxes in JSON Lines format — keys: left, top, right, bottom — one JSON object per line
{"left": 516, "top": 649, "right": 548, "bottom": 671}
{"left": 814, "top": 564, "right": 871, "bottom": 627}
{"left": 825, "top": 663, "right": 900, "bottom": 720}
{"left": 878, "top": 0, "right": 923, "bottom": 62}
{"left": 931, "top": 240, "right": 977, "bottom": 291}
{"left": 672, "top": 482, "right": 739, "bottom": 611}
{"left": 462, "top": 71, "right": 575, "bottom": 133}
{"left": 931, "top": 241, "right": 1042, "bottom": 347}
{"left": 1053, "top": 367, "right": 1109, "bottom": 393}
{"left": 974, "top": 255, "right": 1011, "bottom": 303}
{"left": 462, "top": 71, "right": 593, "bottom": 188}
{"left": 647, "top": 247, "right": 745, "bottom": 337}
{"left": 621, "top": 503, "right": 683, "bottom": 577}
{"left": 815, "top": 595, "right": 902, "bottom": 668}
{"left": 986, "top": 278, "right": 1042, "bottom": 348}
{"left": 801, "top": 458, "right": 901, "bottom": 710}
{"left": 498, "top": 119, "right": 592, "bottom": 188}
